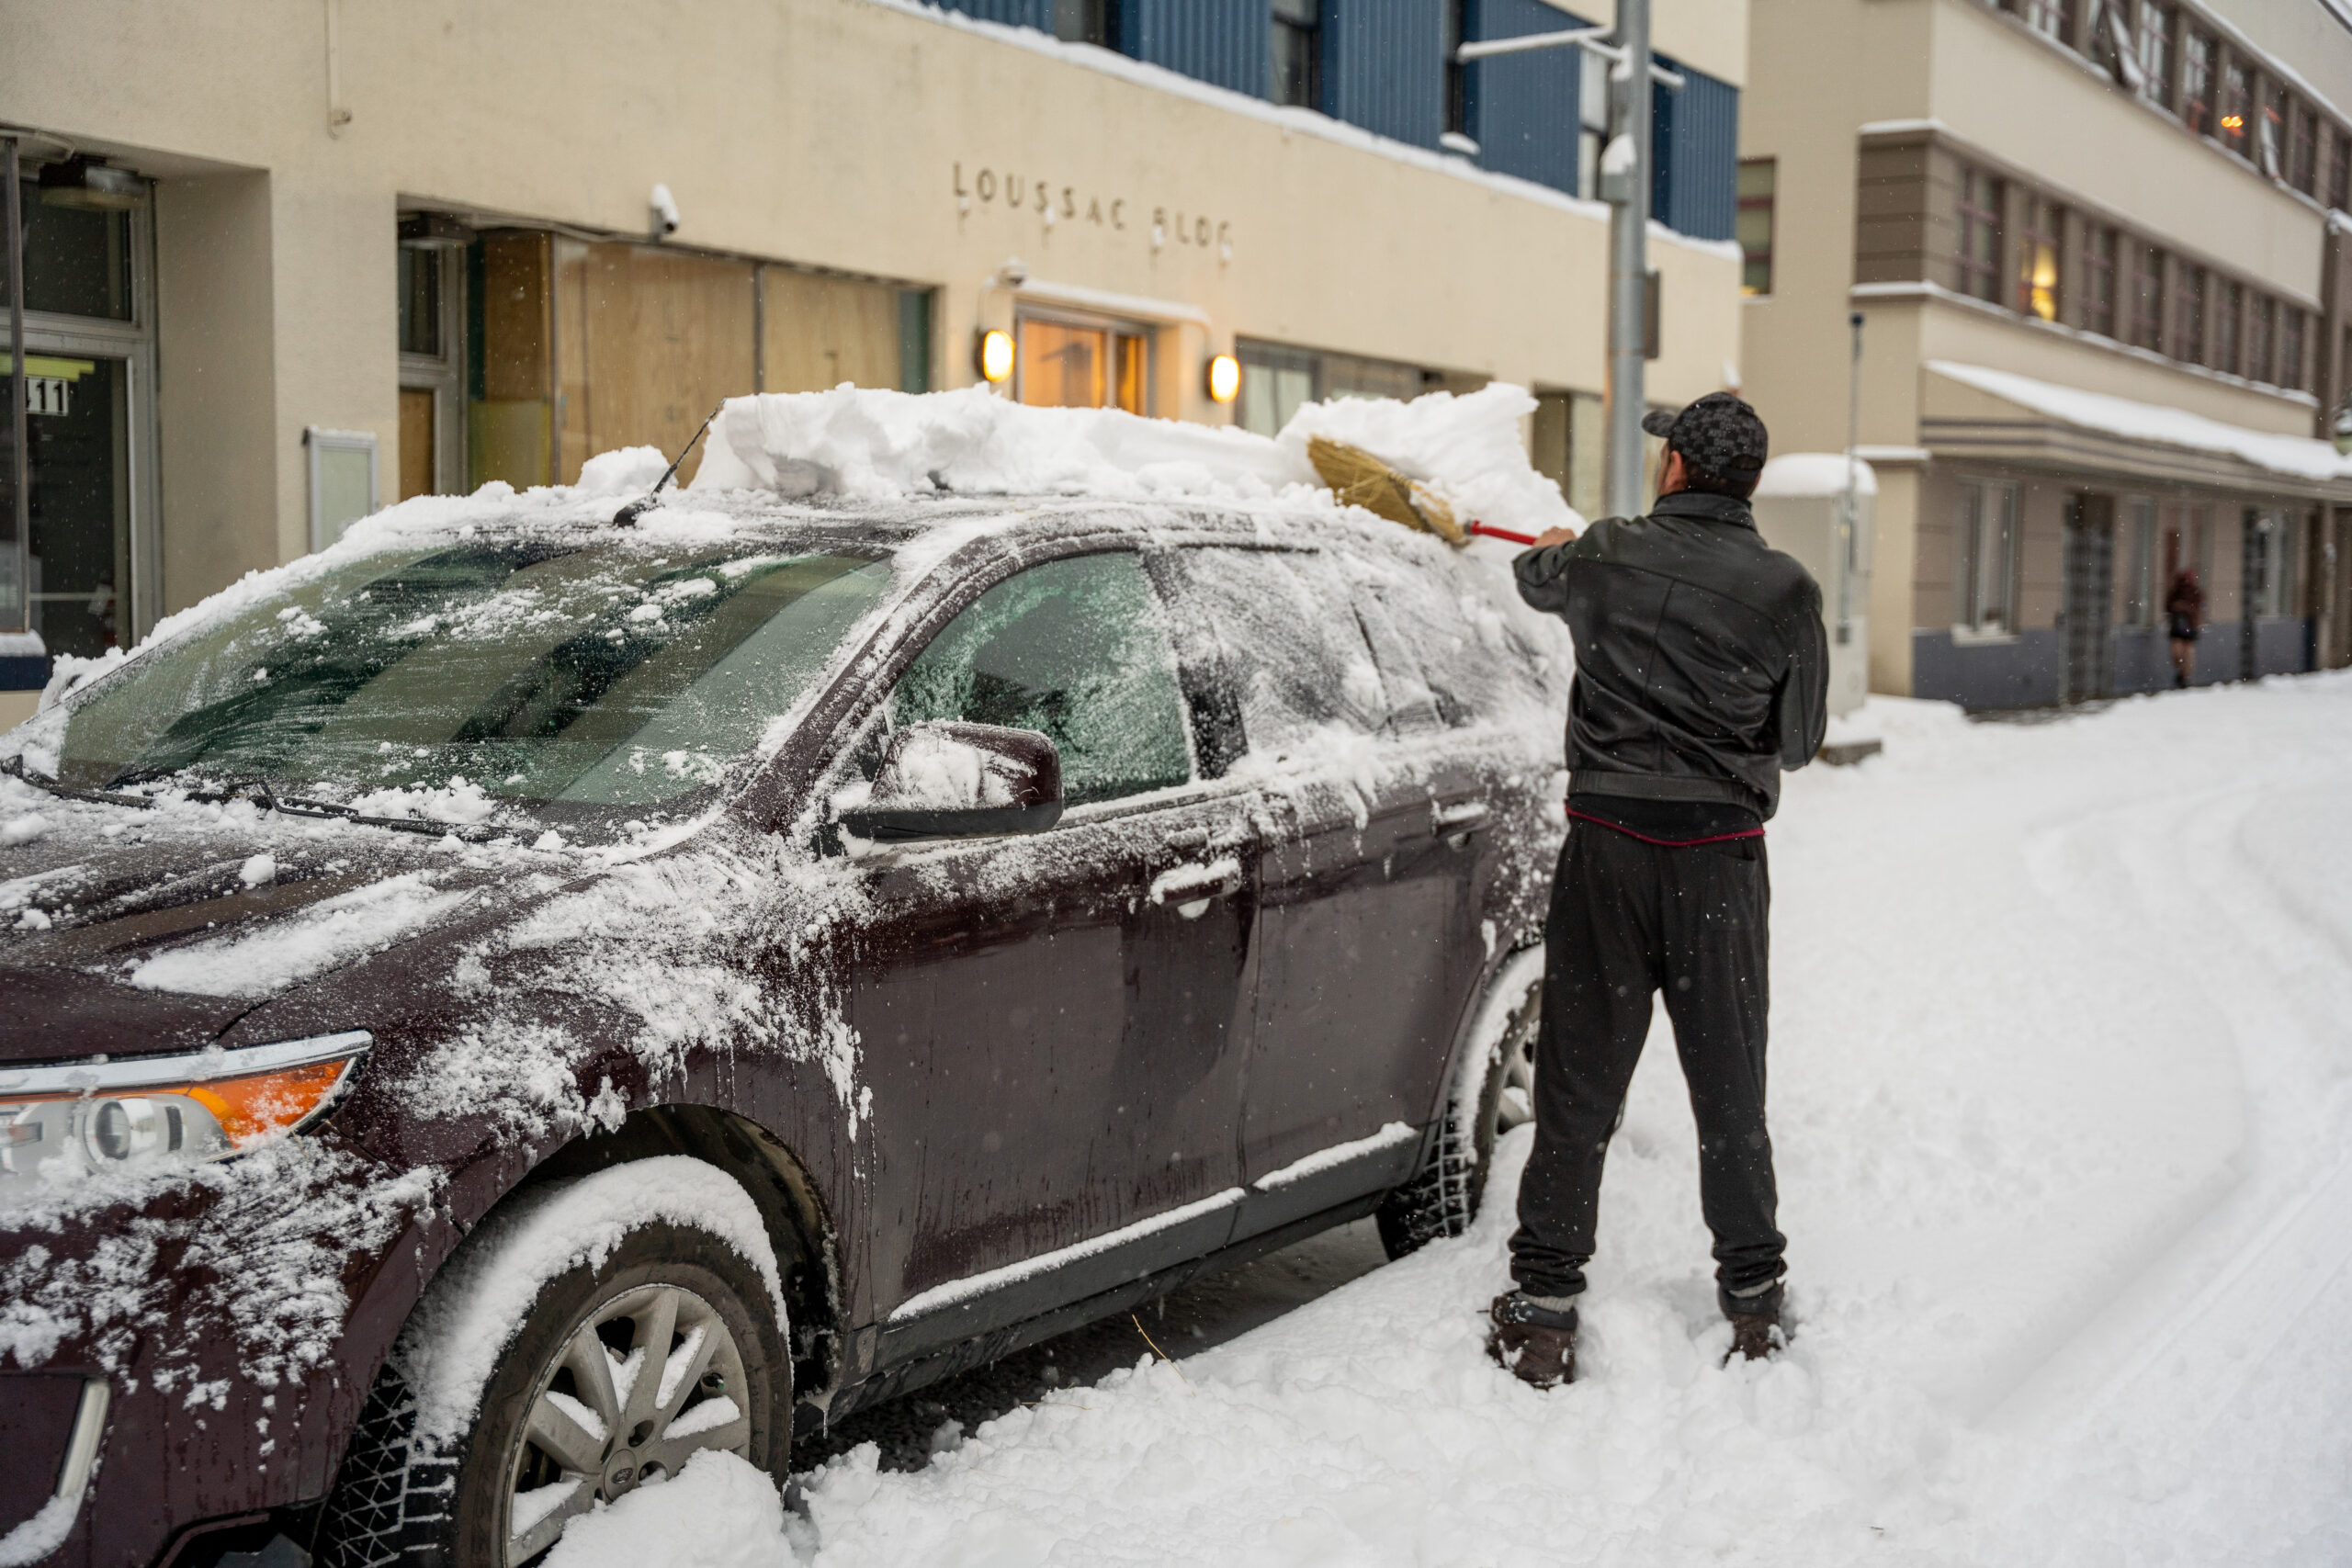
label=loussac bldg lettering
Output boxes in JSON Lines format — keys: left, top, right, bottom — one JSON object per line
{"left": 0, "top": 0, "right": 1753, "bottom": 728}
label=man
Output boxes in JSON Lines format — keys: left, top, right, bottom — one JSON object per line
{"left": 1488, "top": 392, "right": 1826, "bottom": 1389}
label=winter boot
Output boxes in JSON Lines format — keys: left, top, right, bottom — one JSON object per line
{"left": 1724, "top": 1310, "right": 1783, "bottom": 1363}
{"left": 1487, "top": 1292, "right": 1578, "bottom": 1388}
{"left": 1720, "top": 1278, "right": 1786, "bottom": 1364}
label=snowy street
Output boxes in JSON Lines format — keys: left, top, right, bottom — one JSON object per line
{"left": 550, "top": 676, "right": 2352, "bottom": 1568}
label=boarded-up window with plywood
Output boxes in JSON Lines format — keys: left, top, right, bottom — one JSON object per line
{"left": 761, "top": 268, "right": 906, "bottom": 395}
{"left": 469, "top": 231, "right": 554, "bottom": 491}
{"left": 553, "top": 242, "right": 756, "bottom": 485}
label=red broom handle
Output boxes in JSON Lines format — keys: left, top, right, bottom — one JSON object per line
{"left": 1467, "top": 520, "right": 1540, "bottom": 546}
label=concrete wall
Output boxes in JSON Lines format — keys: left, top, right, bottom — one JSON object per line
{"left": 0, "top": 0, "right": 1746, "bottom": 620}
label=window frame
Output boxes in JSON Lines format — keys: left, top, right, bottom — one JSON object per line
{"left": 1956, "top": 165, "right": 2007, "bottom": 305}
{"left": 1955, "top": 476, "right": 2021, "bottom": 638}
{"left": 1270, "top": 0, "right": 1322, "bottom": 111}
{"left": 2131, "top": 243, "right": 2166, "bottom": 353}
{"left": 2245, "top": 293, "right": 2273, "bottom": 385}
{"left": 2174, "top": 262, "right": 2207, "bottom": 364}
{"left": 2181, "top": 28, "right": 2214, "bottom": 136}
{"left": 2083, "top": 222, "right": 2119, "bottom": 338}
{"left": 2290, "top": 98, "right": 2319, "bottom": 193}
{"left": 1013, "top": 306, "right": 1154, "bottom": 416}
{"left": 2212, "top": 276, "right": 2242, "bottom": 374}
{"left": 2219, "top": 52, "right": 2251, "bottom": 157}
{"left": 2121, "top": 496, "right": 2159, "bottom": 628}
{"left": 2016, "top": 194, "right": 2064, "bottom": 321}
{"left": 2279, "top": 305, "right": 2307, "bottom": 391}
{"left": 1736, "top": 158, "right": 1777, "bottom": 298}
{"left": 2133, "top": 0, "right": 2174, "bottom": 110}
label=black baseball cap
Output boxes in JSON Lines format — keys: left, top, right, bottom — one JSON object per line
{"left": 1641, "top": 392, "right": 1770, "bottom": 487}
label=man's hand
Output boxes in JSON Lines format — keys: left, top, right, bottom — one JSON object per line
{"left": 1532, "top": 525, "right": 1580, "bottom": 549}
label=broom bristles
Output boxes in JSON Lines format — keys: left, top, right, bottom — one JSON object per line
{"left": 1306, "top": 434, "right": 1467, "bottom": 546}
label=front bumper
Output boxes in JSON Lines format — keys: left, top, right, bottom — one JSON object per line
{"left": 0, "top": 1139, "right": 442, "bottom": 1567}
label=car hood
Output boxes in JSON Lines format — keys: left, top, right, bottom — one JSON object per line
{"left": 0, "top": 787, "right": 564, "bottom": 1066}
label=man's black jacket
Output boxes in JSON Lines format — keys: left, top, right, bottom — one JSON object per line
{"left": 1514, "top": 490, "right": 1828, "bottom": 820}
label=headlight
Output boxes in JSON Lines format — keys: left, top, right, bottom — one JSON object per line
{"left": 0, "top": 1032, "right": 369, "bottom": 1203}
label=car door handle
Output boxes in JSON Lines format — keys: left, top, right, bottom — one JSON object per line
{"left": 1148, "top": 856, "right": 1245, "bottom": 918}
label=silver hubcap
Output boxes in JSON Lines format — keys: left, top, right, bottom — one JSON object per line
{"left": 1494, "top": 1021, "right": 1537, "bottom": 1137}
{"left": 502, "top": 1281, "right": 752, "bottom": 1565}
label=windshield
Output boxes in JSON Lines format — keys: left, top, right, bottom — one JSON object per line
{"left": 51, "top": 538, "right": 892, "bottom": 815}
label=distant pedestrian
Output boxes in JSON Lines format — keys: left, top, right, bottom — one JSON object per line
{"left": 1488, "top": 393, "right": 1827, "bottom": 1389}
{"left": 2166, "top": 568, "right": 2204, "bottom": 689}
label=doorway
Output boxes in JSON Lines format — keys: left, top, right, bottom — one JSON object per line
{"left": 2063, "top": 494, "right": 2116, "bottom": 704}
{"left": 6, "top": 161, "right": 160, "bottom": 669}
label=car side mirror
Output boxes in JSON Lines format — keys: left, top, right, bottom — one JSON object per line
{"left": 837, "top": 721, "right": 1065, "bottom": 843}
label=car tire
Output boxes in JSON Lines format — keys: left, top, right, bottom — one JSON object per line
{"left": 315, "top": 1218, "right": 789, "bottom": 1568}
{"left": 1374, "top": 960, "right": 1543, "bottom": 1261}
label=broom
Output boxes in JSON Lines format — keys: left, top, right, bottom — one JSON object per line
{"left": 1306, "top": 435, "right": 1540, "bottom": 547}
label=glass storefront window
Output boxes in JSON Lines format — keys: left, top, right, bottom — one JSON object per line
{"left": 19, "top": 192, "right": 132, "bottom": 322}
{"left": 1018, "top": 318, "right": 1147, "bottom": 413}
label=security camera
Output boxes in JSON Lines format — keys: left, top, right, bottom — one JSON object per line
{"left": 995, "top": 257, "right": 1030, "bottom": 288}
{"left": 650, "top": 183, "right": 681, "bottom": 238}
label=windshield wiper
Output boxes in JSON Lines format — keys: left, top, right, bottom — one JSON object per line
{"left": 10, "top": 756, "right": 501, "bottom": 841}
{"left": 2, "top": 753, "right": 158, "bottom": 810}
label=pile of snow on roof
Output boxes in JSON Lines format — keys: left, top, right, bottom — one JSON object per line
{"left": 689, "top": 382, "right": 1581, "bottom": 541}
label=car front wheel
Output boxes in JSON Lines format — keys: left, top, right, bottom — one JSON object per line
{"left": 319, "top": 1188, "right": 788, "bottom": 1568}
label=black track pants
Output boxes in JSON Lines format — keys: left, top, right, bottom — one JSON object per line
{"left": 1508, "top": 820, "right": 1787, "bottom": 1303}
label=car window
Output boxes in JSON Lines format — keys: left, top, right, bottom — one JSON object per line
{"left": 1158, "top": 547, "right": 1388, "bottom": 764}
{"left": 893, "top": 551, "right": 1193, "bottom": 808}
{"left": 51, "top": 542, "right": 892, "bottom": 808}
{"left": 1339, "top": 552, "right": 1498, "bottom": 730}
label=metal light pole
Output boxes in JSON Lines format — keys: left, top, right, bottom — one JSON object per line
{"left": 1453, "top": 6, "right": 1677, "bottom": 522}
{"left": 1602, "top": 0, "right": 1653, "bottom": 520}
{"left": 1840, "top": 310, "right": 1863, "bottom": 646}
{"left": 5, "top": 137, "right": 26, "bottom": 635}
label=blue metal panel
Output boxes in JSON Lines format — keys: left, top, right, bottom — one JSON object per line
{"left": 932, "top": 0, "right": 1057, "bottom": 33}
{"left": 1466, "top": 0, "right": 1587, "bottom": 194}
{"left": 1123, "top": 0, "right": 1267, "bottom": 97}
{"left": 1654, "top": 54, "right": 1738, "bottom": 241}
{"left": 1324, "top": 0, "right": 1444, "bottom": 147}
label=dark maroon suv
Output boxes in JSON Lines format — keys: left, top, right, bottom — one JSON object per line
{"left": 0, "top": 488, "right": 1565, "bottom": 1568}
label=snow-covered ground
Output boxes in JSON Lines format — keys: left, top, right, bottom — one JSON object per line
{"left": 549, "top": 675, "right": 2352, "bottom": 1567}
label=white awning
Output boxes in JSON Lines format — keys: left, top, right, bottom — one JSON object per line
{"left": 1921, "top": 360, "right": 2352, "bottom": 500}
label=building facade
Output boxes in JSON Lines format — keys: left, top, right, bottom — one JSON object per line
{"left": 1741, "top": 0, "right": 2352, "bottom": 709}
{"left": 0, "top": 0, "right": 1750, "bottom": 729}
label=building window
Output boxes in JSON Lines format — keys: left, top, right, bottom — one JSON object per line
{"left": 2174, "top": 263, "right": 2206, "bottom": 364}
{"left": 1271, "top": 0, "right": 1321, "bottom": 110}
{"left": 2212, "top": 278, "right": 2241, "bottom": 374}
{"left": 2333, "top": 130, "right": 2352, "bottom": 213}
{"left": 1019, "top": 315, "right": 1148, "bottom": 413}
{"left": 397, "top": 239, "right": 462, "bottom": 500}
{"left": 1054, "top": 0, "right": 1116, "bottom": 47}
{"left": 2245, "top": 294, "right": 2273, "bottom": 384}
{"left": 2290, "top": 100, "right": 2319, "bottom": 193}
{"left": 2279, "top": 305, "right": 2307, "bottom": 390}
{"left": 2121, "top": 497, "right": 2158, "bottom": 627}
{"left": 1957, "top": 478, "right": 2020, "bottom": 635}
{"left": 2181, "top": 29, "right": 2214, "bottom": 135}
{"left": 1577, "top": 50, "right": 1610, "bottom": 197}
{"left": 1736, "top": 159, "right": 1776, "bottom": 296}
{"left": 1443, "top": 0, "right": 1470, "bottom": 141}
{"left": 2017, "top": 195, "right": 2063, "bottom": 321}
{"left": 2133, "top": 0, "right": 2174, "bottom": 108}
{"left": 2007, "top": 0, "right": 2070, "bottom": 41}
{"left": 2083, "top": 223, "right": 2119, "bottom": 337}
{"left": 2245, "top": 509, "right": 2298, "bottom": 618}
{"left": 1532, "top": 389, "right": 1607, "bottom": 522}
{"left": 2258, "top": 81, "right": 2288, "bottom": 178}
{"left": 2132, "top": 244, "right": 2166, "bottom": 353}
{"left": 2219, "top": 55, "right": 2250, "bottom": 156}
{"left": 1957, "top": 165, "right": 2006, "bottom": 304}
